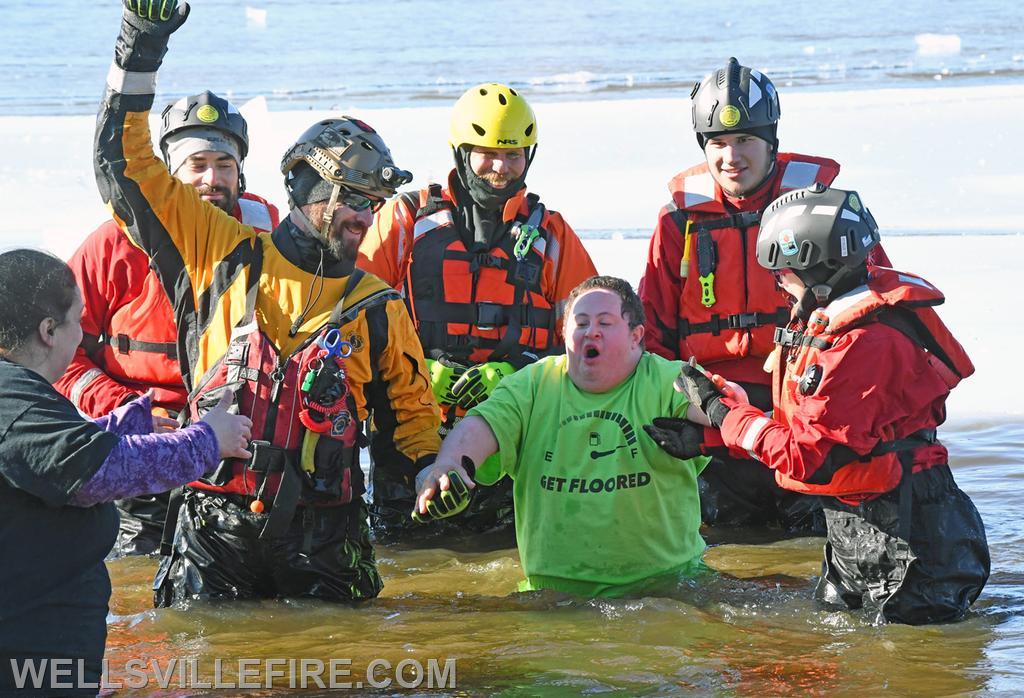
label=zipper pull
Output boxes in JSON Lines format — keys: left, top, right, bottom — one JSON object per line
{"left": 269, "top": 364, "right": 285, "bottom": 403}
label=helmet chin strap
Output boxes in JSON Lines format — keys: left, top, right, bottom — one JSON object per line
{"left": 453, "top": 145, "right": 535, "bottom": 211}
{"left": 288, "top": 182, "right": 343, "bottom": 242}
{"left": 793, "top": 266, "right": 855, "bottom": 323}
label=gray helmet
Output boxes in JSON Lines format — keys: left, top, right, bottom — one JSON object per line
{"left": 756, "top": 184, "right": 880, "bottom": 287}
{"left": 691, "top": 57, "right": 781, "bottom": 151}
{"left": 281, "top": 117, "right": 411, "bottom": 204}
{"left": 159, "top": 91, "right": 249, "bottom": 170}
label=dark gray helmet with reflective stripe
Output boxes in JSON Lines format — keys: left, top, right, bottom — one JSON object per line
{"left": 159, "top": 90, "right": 249, "bottom": 162}
{"left": 691, "top": 57, "right": 781, "bottom": 150}
{"left": 280, "top": 117, "right": 412, "bottom": 203}
{"left": 756, "top": 183, "right": 880, "bottom": 286}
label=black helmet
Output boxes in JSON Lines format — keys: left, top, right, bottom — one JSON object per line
{"left": 756, "top": 183, "right": 880, "bottom": 288}
{"left": 691, "top": 57, "right": 781, "bottom": 151}
{"left": 281, "top": 117, "right": 411, "bottom": 205}
{"left": 159, "top": 91, "right": 249, "bottom": 171}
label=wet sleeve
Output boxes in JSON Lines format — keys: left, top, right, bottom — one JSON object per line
{"left": 638, "top": 207, "right": 686, "bottom": 360}
{"left": 68, "top": 422, "right": 217, "bottom": 507}
{"left": 719, "top": 328, "right": 927, "bottom": 482}
{"left": 544, "top": 212, "right": 598, "bottom": 342}
{"left": 362, "top": 297, "right": 442, "bottom": 480}
{"left": 357, "top": 196, "right": 415, "bottom": 288}
{"left": 0, "top": 398, "right": 119, "bottom": 507}
{"left": 468, "top": 369, "right": 532, "bottom": 478}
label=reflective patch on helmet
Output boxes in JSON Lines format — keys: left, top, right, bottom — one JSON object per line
{"left": 779, "top": 229, "right": 799, "bottom": 256}
{"left": 197, "top": 105, "right": 220, "bottom": 124}
{"left": 811, "top": 205, "right": 838, "bottom": 217}
{"left": 748, "top": 80, "right": 763, "bottom": 109}
{"left": 720, "top": 105, "right": 741, "bottom": 128}
{"left": 847, "top": 193, "right": 862, "bottom": 211}
{"left": 840, "top": 236, "right": 849, "bottom": 257}
{"left": 841, "top": 208, "right": 861, "bottom": 222}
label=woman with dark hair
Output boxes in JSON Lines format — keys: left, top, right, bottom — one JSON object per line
{"left": 0, "top": 249, "right": 253, "bottom": 692}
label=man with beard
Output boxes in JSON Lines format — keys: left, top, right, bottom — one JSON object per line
{"left": 96, "top": 0, "right": 440, "bottom": 604}
{"left": 638, "top": 57, "right": 889, "bottom": 535}
{"left": 359, "top": 83, "right": 596, "bottom": 541}
{"left": 57, "top": 90, "right": 279, "bottom": 557}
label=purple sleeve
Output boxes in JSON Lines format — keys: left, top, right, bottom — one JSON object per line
{"left": 91, "top": 393, "right": 154, "bottom": 436}
{"left": 68, "top": 421, "right": 219, "bottom": 507}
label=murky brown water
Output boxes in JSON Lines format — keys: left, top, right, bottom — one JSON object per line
{"left": 102, "top": 419, "right": 1024, "bottom": 695}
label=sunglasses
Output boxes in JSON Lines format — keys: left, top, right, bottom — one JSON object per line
{"left": 338, "top": 187, "right": 385, "bottom": 213}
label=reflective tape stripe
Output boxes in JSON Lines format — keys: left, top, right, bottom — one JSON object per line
{"left": 106, "top": 63, "right": 157, "bottom": 96}
{"left": 740, "top": 416, "right": 772, "bottom": 456}
{"left": 238, "top": 199, "right": 273, "bottom": 232}
{"left": 413, "top": 210, "right": 454, "bottom": 241}
{"left": 779, "top": 161, "right": 821, "bottom": 192}
{"left": 683, "top": 172, "right": 716, "bottom": 208}
{"left": 69, "top": 368, "right": 104, "bottom": 409}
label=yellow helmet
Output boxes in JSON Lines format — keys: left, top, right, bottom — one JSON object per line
{"left": 449, "top": 83, "right": 537, "bottom": 149}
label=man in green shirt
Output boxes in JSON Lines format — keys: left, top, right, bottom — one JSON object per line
{"left": 414, "top": 276, "right": 710, "bottom": 597}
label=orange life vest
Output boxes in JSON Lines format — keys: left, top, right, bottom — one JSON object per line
{"left": 403, "top": 184, "right": 556, "bottom": 365}
{"left": 667, "top": 154, "right": 839, "bottom": 365}
{"left": 95, "top": 194, "right": 278, "bottom": 409}
{"left": 771, "top": 266, "right": 974, "bottom": 497}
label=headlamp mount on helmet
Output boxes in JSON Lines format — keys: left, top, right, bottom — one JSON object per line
{"left": 281, "top": 117, "right": 412, "bottom": 240}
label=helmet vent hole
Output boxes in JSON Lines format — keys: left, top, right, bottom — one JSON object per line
{"left": 340, "top": 130, "right": 351, "bottom": 136}
{"left": 509, "top": 88, "right": 519, "bottom": 96}
{"left": 498, "top": 93, "right": 507, "bottom": 106}
{"left": 480, "top": 88, "right": 488, "bottom": 96}
{"left": 798, "top": 241, "right": 815, "bottom": 267}
{"left": 768, "top": 243, "right": 779, "bottom": 267}
{"left": 525, "top": 123, "right": 534, "bottom": 137}
{"left": 472, "top": 123, "right": 486, "bottom": 137}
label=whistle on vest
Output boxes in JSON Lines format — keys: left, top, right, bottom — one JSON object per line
{"left": 807, "top": 309, "right": 829, "bottom": 336}
{"left": 696, "top": 230, "right": 717, "bottom": 308}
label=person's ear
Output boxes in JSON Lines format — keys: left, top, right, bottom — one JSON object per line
{"left": 38, "top": 317, "right": 57, "bottom": 347}
{"left": 632, "top": 322, "right": 645, "bottom": 347}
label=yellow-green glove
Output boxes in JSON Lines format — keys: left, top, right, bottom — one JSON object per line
{"left": 411, "top": 457, "right": 477, "bottom": 524}
{"left": 426, "top": 356, "right": 468, "bottom": 407}
{"left": 450, "top": 361, "right": 515, "bottom": 410}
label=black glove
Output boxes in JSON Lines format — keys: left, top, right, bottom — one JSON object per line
{"left": 411, "top": 457, "right": 477, "bottom": 524}
{"left": 116, "top": 0, "right": 190, "bottom": 73}
{"left": 643, "top": 418, "right": 706, "bottom": 459}
{"left": 675, "top": 363, "right": 731, "bottom": 428}
{"left": 124, "top": 0, "right": 190, "bottom": 32}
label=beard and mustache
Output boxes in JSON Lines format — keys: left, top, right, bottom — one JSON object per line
{"left": 195, "top": 184, "right": 239, "bottom": 215}
{"left": 319, "top": 217, "right": 368, "bottom": 263}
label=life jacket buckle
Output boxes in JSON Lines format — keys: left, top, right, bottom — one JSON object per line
{"left": 475, "top": 302, "right": 506, "bottom": 331}
{"left": 728, "top": 312, "right": 759, "bottom": 329}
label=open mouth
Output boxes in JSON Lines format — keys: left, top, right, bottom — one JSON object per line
{"left": 585, "top": 346, "right": 600, "bottom": 359}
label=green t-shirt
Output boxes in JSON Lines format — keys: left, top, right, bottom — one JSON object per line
{"left": 469, "top": 352, "right": 708, "bottom": 597}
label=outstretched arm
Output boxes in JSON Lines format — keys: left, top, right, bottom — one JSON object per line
{"left": 96, "top": 1, "right": 259, "bottom": 389}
